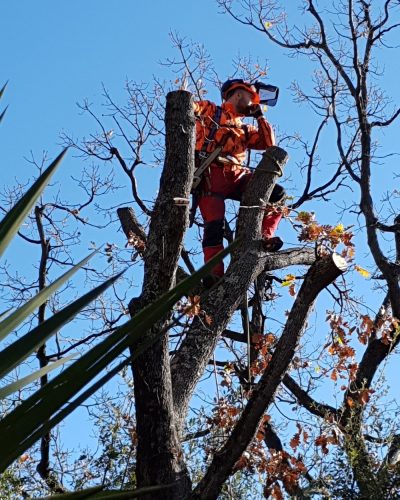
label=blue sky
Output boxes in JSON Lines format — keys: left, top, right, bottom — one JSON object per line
{"left": 2, "top": 0, "right": 398, "bottom": 220}
{"left": 2, "top": 0, "right": 400, "bottom": 473}
{"left": 1, "top": 0, "right": 309, "bottom": 172}
{"left": 1, "top": 0, "right": 315, "bottom": 281}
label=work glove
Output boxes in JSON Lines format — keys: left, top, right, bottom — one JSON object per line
{"left": 244, "top": 104, "right": 263, "bottom": 118}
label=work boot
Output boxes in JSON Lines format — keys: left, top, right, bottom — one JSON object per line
{"left": 203, "top": 273, "right": 221, "bottom": 289}
{"left": 262, "top": 236, "right": 283, "bottom": 252}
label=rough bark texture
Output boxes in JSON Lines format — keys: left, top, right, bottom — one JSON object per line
{"left": 193, "top": 254, "right": 347, "bottom": 499}
{"left": 131, "top": 90, "right": 195, "bottom": 499}
{"left": 171, "top": 147, "right": 290, "bottom": 432}
{"left": 118, "top": 206, "right": 190, "bottom": 284}
{"left": 235, "top": 147, "right": 290, "bottom": 249}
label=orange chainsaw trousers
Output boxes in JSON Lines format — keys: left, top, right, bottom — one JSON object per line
{"left": 198, "top": 164, "right": 284, "bottom": 277}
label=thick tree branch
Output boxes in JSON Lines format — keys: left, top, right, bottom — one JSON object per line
{"left": 339, "top": 289, "right": 397, "bottom": 498}
{"left": 172, "top": 148, "right": 290, "bottom": 432}
{"left": 374, "top": 220, "right": 400, "bottom": 234}
{"left": 282, "top": 374, "right": 337, "bottom": 420}
{"left": 171, "top": 243, "right": 317, "bottom": 432}
{"left": 194, "top": 253, "right": 347, "bottom": 500}
{"left": 117, "top": 206, "right": 147, "bottom": 254}
{"left": 222, "top": 329, "right": 246, "bottom": 343}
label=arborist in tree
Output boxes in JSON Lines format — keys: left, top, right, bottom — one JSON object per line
{"left": 192, "top": 79, "right": 286, "bottom": 284}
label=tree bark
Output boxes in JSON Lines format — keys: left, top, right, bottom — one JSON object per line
{"left": 117, "top": 206, "right": 147, "bottom": 252}
{"left": 117, "top": 206, "right": 190, "bottom": 284}
{"left": 131, "top": 90, "right": 195, "bottom": 499}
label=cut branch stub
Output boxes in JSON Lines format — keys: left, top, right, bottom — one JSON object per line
{"left": 235, "top": 146, "right": 289, "bottom": 250}
{"left": 117, "top": 207, "right": 147, "bottom": 256}
{"left": 142, "top": 90, "right": 195, "bottom": 298}
{"left": 117, "top": 206, "right": 190, "bottom": 287}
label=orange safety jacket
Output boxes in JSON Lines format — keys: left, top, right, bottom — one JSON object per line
{"left": 193, "top": 100, "right": 275, "bottom": 170}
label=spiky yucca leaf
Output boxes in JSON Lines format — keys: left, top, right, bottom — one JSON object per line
{"left": 0, "top": 148, "right": 67, "bottom": 258}
{"left": 0, "top": 241, "right": 237, "bottom": 471}
{"left": 0, "top": 354, "right": 75, "bottom": 399}
{"left": 0, "top": 270, "right": 124, "bottom": 380}
{"left": 0, "top": 81, "right": 7, "bottom": 100}
{"left": 0, "top": 249, "right": 99, "bottom": 343}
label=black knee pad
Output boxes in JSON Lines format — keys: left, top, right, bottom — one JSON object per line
{"left": 203, "top": 219, "right": 225, "bottom": 247}
{"left": 269, "top": 184, "right": 286, "bottom": 203}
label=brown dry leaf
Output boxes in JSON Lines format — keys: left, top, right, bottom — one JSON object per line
{"left": 262, "top": 414, "right": 272, "bottom": 424}
{"left": 233, "top": 455, "right": 248, "bottom": 471}
{"left": 227, "top": 406, "right": 241, "bottom": 417}
{"left": 251, "top": 333, "right": 264, "bottom": 344}
{"left": 256, "top": 429, "right": 265, "bottom": 441}
{"left": 315, "top": 435, "right": 330, "bottom": 455}
{"left": 271, "top": 484, "right": 284, "bottom": 500}
{"left": 295, "top": 211, "right": 314, "bottom": 224}
{"left": 127, "top": 232, "right": 146, "bottom": 253}
{"left": 328, "top": 344, "right": 336, "bottom": 355}
{"left": 183, "top": 295, "right": 201, "bottom": 317}
{"left": 290, "top": 434, "right": 300, "bottom": 451}
{"left": 204, "top": 313, "right": 213, "bottom": 325}
{"left": 359, "top": 389, "right": 373, "bottom": 405}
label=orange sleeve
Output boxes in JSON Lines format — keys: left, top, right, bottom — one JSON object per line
{"left": 246, "top": 116, "right": 275, "bottom": 149}
{"left": 193, "top": 100, "right": 215, "bottom": 116}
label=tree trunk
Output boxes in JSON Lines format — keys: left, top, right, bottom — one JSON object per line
{"left": 130, "top": 90, "right": 195, "bottom": 499}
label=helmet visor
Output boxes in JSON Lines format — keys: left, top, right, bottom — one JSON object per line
{"left": 255, "top": 83, "right": 279, "bottom": 107}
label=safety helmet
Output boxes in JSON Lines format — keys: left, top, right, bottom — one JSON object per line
{"left": 221, "top": 79, "right": 260, "bottom": 104}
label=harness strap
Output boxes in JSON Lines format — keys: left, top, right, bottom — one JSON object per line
{"left": 197, "top": 104, "right": 251, "bottom": 156}
{"left": 201, "top": 106, "right": 223, "bottom": 153}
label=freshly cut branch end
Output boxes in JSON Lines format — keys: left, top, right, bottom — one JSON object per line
{"left": 331, "top": 253, "right": 347, "bottom": 272}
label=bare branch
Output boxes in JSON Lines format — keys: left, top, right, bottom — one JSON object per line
{"left": 282, "top": 373, "right": 337, "bottom": 419}
{"left": 371, "top": 107, "right": 400, "bottom": 127}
